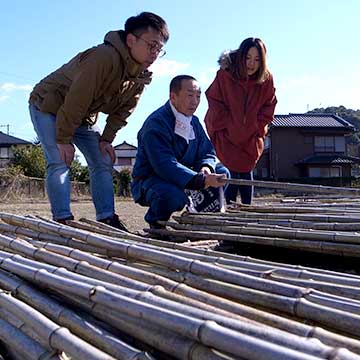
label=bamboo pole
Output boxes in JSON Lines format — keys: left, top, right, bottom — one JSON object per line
{"left": 3, "top": 227, "right": 360, "bottom": 330}
{"left": 3, "top": 231, "right": 360, "bottom": 354}
{"left": 17, "top": 242, "right": 360, "bottom": 358}
{"left": 173, "top": 214, "right": 360, "bottom": 231}
{"left": 0, "top": 269, "right": 151, "bottom": 360}
{"left": 0, "top": 317, "right": 61, "bottom": 360}
{"left": 166, "top": 221, "right": 360, "bottom": 244}
{"left": 0, "top": 212, "right": 262, "bottom": 261}
{"left": 146, "top": 228, "right": 360, "bottom": 257}
{"left": 181, "top": 211, "right": 360, "bottom": 223}
{"left": 126, "top": 260, "right": 360, "bottom": 355}
{"left": 2, "top": 243, "right": 360, "bottom": 341}
{"left": 56, "top": 292, "right": 238, "bottom": 360}
{"left": 224, "top": 178, "right": 360, "bottom": 195}
{"left": 0, "top": 262, "right": 333, "bottom": 360}
{"left": 30, "top": 239, "right": 360, "bottom": 349}
{"left": 0, "top": 290, "right": 116, "bottom": 360}
{"left": 226, "top": 204, "right": 360, "bottom": 215}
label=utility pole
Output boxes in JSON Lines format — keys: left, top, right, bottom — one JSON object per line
{"left": 0, "top": 124, "right": 10, "bottom": 135}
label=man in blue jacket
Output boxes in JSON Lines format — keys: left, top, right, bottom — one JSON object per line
{"left": 131, "top": 75, "right": 228, "bottom": 228}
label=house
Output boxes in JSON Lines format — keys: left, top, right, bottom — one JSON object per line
{"left": 255, "top": 113, "right": 360, "bottom": 184}
{"left": 113, "top": 141, "right": 137, "bottom": 173}
{"left": 0, "top": 131, "right": 31, "bottom": 167}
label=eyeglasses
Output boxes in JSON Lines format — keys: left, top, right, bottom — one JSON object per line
{"left": 133, "top": 34, "right": 166, "bottom": 58}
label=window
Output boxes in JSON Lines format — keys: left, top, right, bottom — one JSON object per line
{"left": 117, "top": 158, "right": 132, "bottom": 165}
{"left": 309, "top": 166, "right": 341, "bottom": 178}
{"left": 261, "top": 168, "right": 268, "bottom": 178}
{"left": 314, "top": 136, "right": 345, "bottom": 153}
{"left": 264, "top": 136, "right": 270, "bottom": 149}
{"left": 0, "top": 148, "right": 9, "bottom": 158}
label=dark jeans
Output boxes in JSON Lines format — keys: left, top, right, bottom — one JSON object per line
{"left": 225, "top": 171, "right": 253, "bottom": 205}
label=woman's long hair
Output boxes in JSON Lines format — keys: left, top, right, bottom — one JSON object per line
{"left": 230, "top": 37, "right": 269, "bottom": 83}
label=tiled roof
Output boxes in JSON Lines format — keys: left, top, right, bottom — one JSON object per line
{"left": 272, "top": 113, "right": 354, "bottom": 129}
{"left": 114, "top": 141, "right": 137, "bottom": 150}
{"left": 297, "top": 154, "right": 360, "bottom": 165}
{"left": 0, "top": 131, "right": 31, "bottom": 146}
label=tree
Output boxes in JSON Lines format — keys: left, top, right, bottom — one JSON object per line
{"left": 69, "top": 157, "right": 90, "bottom": 184}
{"left": 11, "top": 144, "right": 46, "bottom": 178}
{"left": 11, "top": 144, "right": 90, "bottom": 183}
{"left": 116, "top": 168, "right": 132, "bottom": 197}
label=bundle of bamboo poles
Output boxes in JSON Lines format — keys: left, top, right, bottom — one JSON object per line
{"left": 0, "top": 213, "right": 360, "bottom": 359}
{"left": 141, "top": 194, "right": 360, "bottom": 257}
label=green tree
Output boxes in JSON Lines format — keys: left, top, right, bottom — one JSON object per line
{"left": 11, "top": 144, "right": 90, "bottom": 182}
{"left": 69, "top": 157, "right": 90, "bottom": 184}
{"left": 117, "top": 168, "right": 132, "bottom": 197}
{"left": 11, "top": 144, "right": 46, "bottom": 178}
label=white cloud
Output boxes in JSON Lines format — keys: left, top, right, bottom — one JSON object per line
{"left": 0, "top": 82, "right": 32, "bottom": 92}
{"left": 149, "top": 59, "right": 190, "bottom": 77}
{"left": 197, "top": 67, "right": 218, "bottom": 88}
{"left": 0, "top": 95, "right": 9, "bottom": 102}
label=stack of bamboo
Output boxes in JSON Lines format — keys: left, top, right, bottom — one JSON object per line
{"left": 152, "top": 200, "right": 360, "bottom": 258}
{"left": 0, "top": 213, "right": 360, "bottom": 359}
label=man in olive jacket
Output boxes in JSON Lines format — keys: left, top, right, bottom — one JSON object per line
{"left": 29, "top": 12, "right": 169, "bottom": 229}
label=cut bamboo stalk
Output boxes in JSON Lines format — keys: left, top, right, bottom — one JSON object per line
{"left": 0, "top": 317, "right": 61, "bottom": 360}
{"left": 36, "top": 240, "right": 360, "bottom": 345}
{"left": 224, "top": 178, "right": 360, "bottom": 195}
{"left": 4, "top": 228, "right": 360, "bottom": 335}
{"left": 226, "top": 204, "right": 360, "bottom": 214}
{"left": 20, "top": 243, "right": 359, "bottom": 358}
{"left": 2, "top": 233, "right": 360, "bottom": 354}
{"left": 0, "top": 212, "right": 259, "bottom": 262}
{"left": 0, "top": 269, "right": 151, "bottom": 360}
{"left": 0, "top": 259, "right": 324, "bottom": 359}
{"left": 265, "top": 273, "right": 360, "bottom": 300}
{"left": 3, "top": 247, "right": 360, "bottom": 342}
{"left": 57, "top": 293, "right": 237, "bottom": 360}
{"left": 174, "top": 214, "right": 360, "bottom": 231}
{"left": 146, "top": 228, "right": 360, "bottom": 257}
{"left": 0, "top": 290, "right": 116, "bottom": 360}
{"left": 166, "top": 221, "right": 360, "bottom": 245}
{"left": 0, "top": 222, "right": 109, "bottom": 255}
{"left": 181, "top": 211, "right": 360, "bottom": 223}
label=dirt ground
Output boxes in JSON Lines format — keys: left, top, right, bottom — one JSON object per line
{"left": 0, "top": 196, "right": 148, "bottom": 233}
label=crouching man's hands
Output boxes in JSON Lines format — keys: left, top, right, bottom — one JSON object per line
{"left": 204, "top": 173, "right": 227, "bottom": 188}
{"left": 99, "top": 141, "right": 116, "bottom": 164}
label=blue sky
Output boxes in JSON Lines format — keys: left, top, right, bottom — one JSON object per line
{"left": 0, "top": 0, "right": 359, "bottom": 157}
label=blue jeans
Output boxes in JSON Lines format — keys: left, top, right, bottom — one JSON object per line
{"left": 29, "top": 104, "right": 115, "bottom": 221}
{"left": 225, "top": 170, "right": 253, "bottom": 205}
{"left": 139, "top": 163, "right": 229, "bottom": 225}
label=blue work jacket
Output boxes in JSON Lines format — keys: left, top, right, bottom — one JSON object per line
{"left": 132, "top": 101, "right": 217, "bottom": 203}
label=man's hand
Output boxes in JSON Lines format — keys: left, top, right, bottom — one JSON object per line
{"left": 204, "top": 173, "right": 226, "bottom": 188}
{"left": 200, "top": 166, "right": 212, "bottom": 175}
{"left": 57, "top": 143, "right": 75, "bottom": 167}
{"left": 99, "top": 141, "right": 116, "bottom": 164}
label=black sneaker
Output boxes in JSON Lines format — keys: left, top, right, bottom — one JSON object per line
{"left": 55, "top": 215, "right": 74, "bottom": 224}
{"left": 149, "top": 222, "right": 166, "bottom": 230}
{"left": 99, "top": 214, "right": 128, "bottom": 232}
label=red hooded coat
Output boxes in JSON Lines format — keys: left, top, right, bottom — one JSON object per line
{"left": 205, "top": 65, "right": 277, "bottom": 172}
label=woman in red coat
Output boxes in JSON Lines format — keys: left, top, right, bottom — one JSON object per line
{"left": 205, "top": 37, "right": 277, "bottom": 204}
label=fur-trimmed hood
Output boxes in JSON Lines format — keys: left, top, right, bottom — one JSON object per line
{"left": 217, "top": 50, "right": 237, "bottom": 70}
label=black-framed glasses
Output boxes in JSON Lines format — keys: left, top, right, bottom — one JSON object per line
{"left": 133, "top": 34, "right": 166, "bottom": 58}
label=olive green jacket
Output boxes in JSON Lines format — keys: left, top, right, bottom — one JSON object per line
{"left": 29, "top": 30, "right": 152, "bottom": 144}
